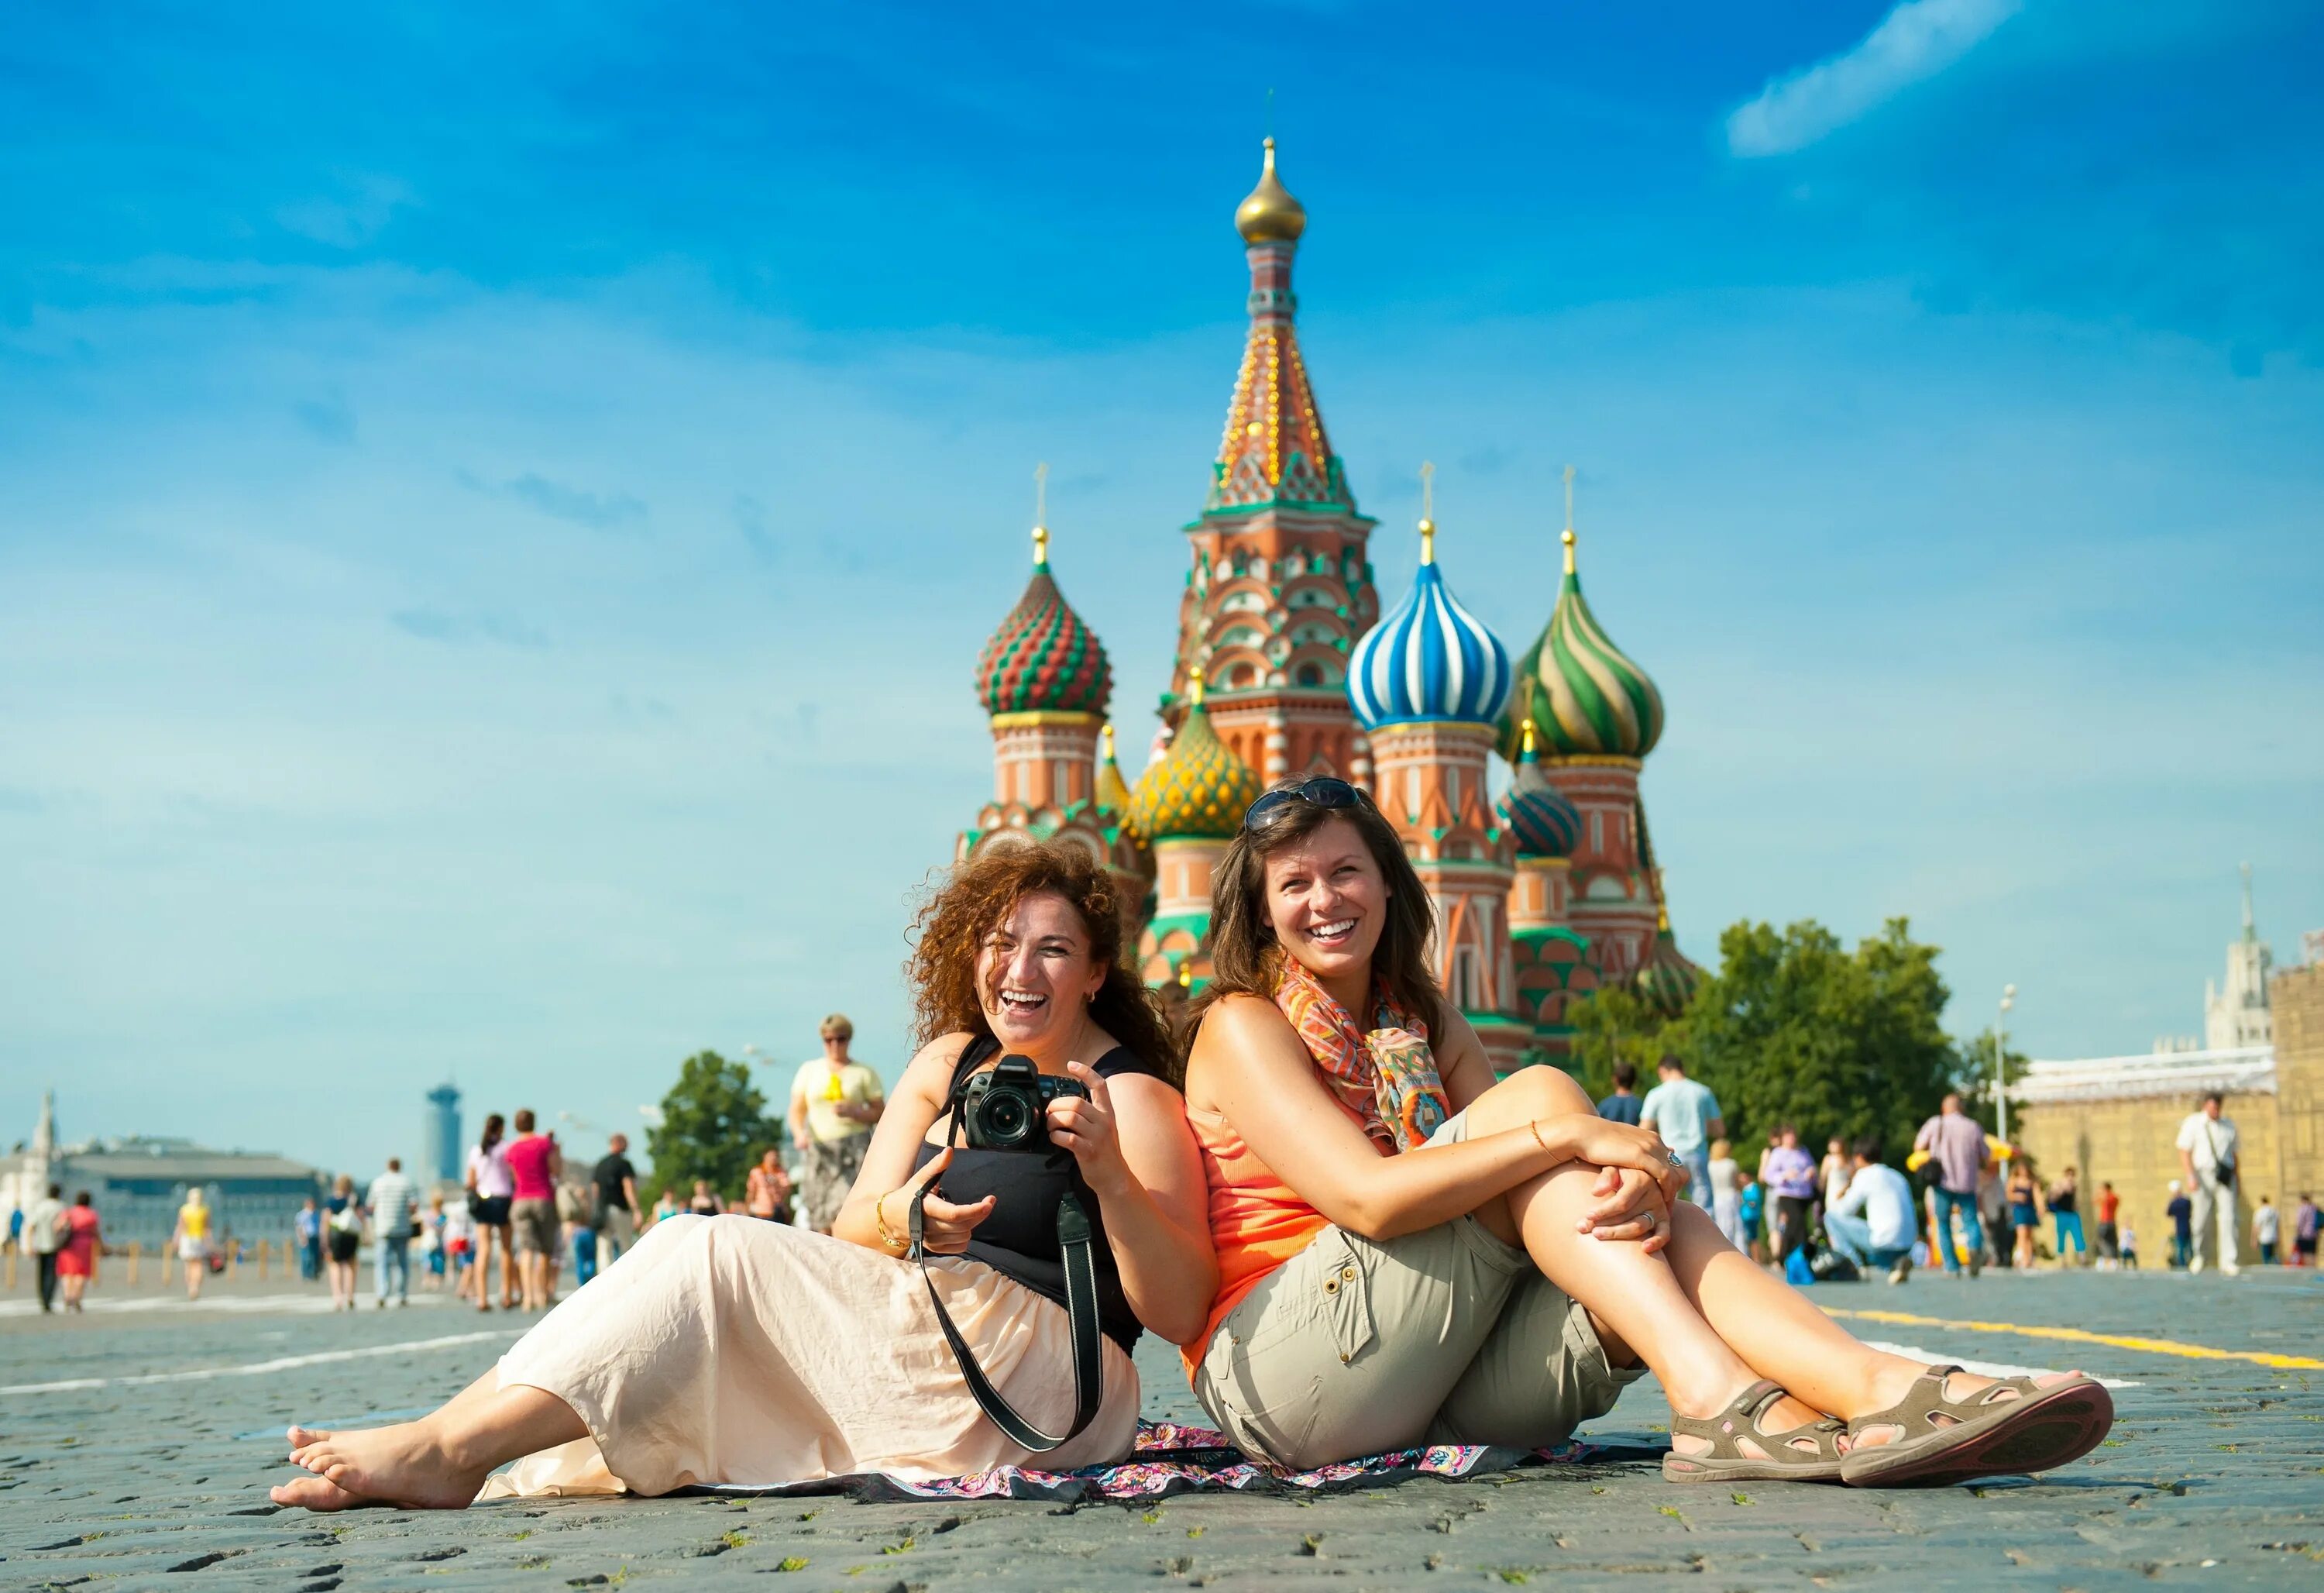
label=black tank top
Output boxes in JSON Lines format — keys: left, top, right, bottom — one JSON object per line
{"left": 910, "top": 1036, "right": 1166, "bottom": 1352}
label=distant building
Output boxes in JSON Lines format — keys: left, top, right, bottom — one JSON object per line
{"left": 2154, "top": 865, "right": 2277, "bottom": 1052}
{"left": 425, "top": 1082, "right": 463, "bottom": 1186}
{"left": 0, "top": 1092, "right": 324, "bottom": 1251}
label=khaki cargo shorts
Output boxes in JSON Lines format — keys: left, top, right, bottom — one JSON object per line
{"left": 1191, "top": 1110, "right": 1643, "bottom": 1469}
{"left": 510, "top": 1197, "right": 559, "bottom": 1258}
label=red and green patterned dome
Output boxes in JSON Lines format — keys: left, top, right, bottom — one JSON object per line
{"left": 976, "top": 526, "right": 1112, "bottom": 717}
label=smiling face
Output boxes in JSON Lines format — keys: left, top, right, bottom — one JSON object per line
{"left": 975, "top": 889, "right": 1105, "bottom": 1053}
{"left": 1257, "top": 815, "right": 1389, "bottom": 987}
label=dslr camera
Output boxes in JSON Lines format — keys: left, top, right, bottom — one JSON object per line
{"left": 961, "top": 1054, "right": 1088, "bottom": 1152}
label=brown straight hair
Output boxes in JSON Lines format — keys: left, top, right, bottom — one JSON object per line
{"left": 1188, "top": 779, "right": 1443, "bottom": 1047}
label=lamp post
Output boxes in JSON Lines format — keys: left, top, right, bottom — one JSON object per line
{"left": 1996, "top": 984, "right": 2017, "bottom": 1146}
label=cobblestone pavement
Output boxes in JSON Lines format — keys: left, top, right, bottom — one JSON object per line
{"left": 4, "top": 1264, "right": 2320, "bottom": 1589}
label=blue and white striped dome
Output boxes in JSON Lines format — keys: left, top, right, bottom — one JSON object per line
{"left": 1347, "top": 527, "right": 1512, "bottom": 729}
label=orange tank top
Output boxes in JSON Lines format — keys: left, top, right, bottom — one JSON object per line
{"left": 1180, "top": 1103, "right": 1331, "bottom": 1379}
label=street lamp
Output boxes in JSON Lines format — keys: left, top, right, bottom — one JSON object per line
{"left": 1996, "top": 984, "right": 2017, "bottom": 1145}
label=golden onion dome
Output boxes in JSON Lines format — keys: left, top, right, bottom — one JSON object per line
{"left": 1127, "top": 670, "right": 1263, "bottom": 841}
{"left": 1235, "top": 137, "right": 1307, "bottom": 244}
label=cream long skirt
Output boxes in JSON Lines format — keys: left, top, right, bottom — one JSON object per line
{"left": 477, "top": 1212, "right": 1140, "bottom": 1499}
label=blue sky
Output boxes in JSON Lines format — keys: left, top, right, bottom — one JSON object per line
{"left": 4, "top": 0, "right": 2319, "bottom": 1178}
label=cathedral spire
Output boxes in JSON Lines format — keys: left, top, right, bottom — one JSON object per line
{"left": 1205, "top": 138, "right": 1354, "bottom": 515}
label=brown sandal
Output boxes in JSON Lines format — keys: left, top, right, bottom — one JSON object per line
{"left": 1840, "top": 1364, "right": 2114, "bottom": 1488}
{"left": 1662, "top": 1380, "right": 1848, "bottom": 1484}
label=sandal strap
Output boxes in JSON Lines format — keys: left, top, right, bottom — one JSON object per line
{"left": 1848, "top": 1364, "right": 2047, "bottom": 1436}
{"left": 1669, "top": 1381, "right": 1847, "bottom": 1465}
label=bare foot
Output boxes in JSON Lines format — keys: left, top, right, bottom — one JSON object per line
{"left": 1848, "top": 1366, "right": 2086, "bottom": 1449}
{"left": 270, "top": 1474, "right": 365, "bottom": 1510}
{"left": 273, "top": 1419, "right": 486, "bottom": 1511}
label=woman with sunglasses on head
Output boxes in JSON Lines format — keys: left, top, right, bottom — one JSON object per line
{"left": 270, "top": 841, "right": 1214, "bottom": 1511}
{"left": 1181, "top": 776, "right": 2112, "bottom": 1486}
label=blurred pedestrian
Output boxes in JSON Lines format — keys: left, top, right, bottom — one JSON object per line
{"left": 2295, "top": 1193, "right": 2319, "bottom": 1268}
{"left": 1736, "top": 1169, "right": 1765, "bottom": 1264}
{"left": 1825, "top": 1137, "right": 1917, "bottom": 1284}
{"left": 421, "top": 1193, "right": 448, "bottom": 1292}
{"left": 2006, "top": 1155, "right": 2040, "bottom": 1269}
{"left": 1912, "top": 1092, "right": 1990, "bottom": 1278}
{"left": 443, "top": 1194, "right": 475, "bottom": 1295}
{"left": 1818, "top": 1135, "right": 1851, "bottom": 1219}
{"left": 745, "top": 1147, "right": 793, "bottom": 1223}
{"left": 1638, "top": 1054, "right": 1722, "bottom": 1208}
{"left": 1760, "top": 1124, "right": 1817, "bottom": 1264}
{"left": 54, "top": 1191, "right": 103, "bottom": 1312}
{"left": 2176, "top": 1092, "right": 2241, "bottom": 1276}
{"left": 324, "top": 1174, "right": 363, "bottom": 1310}
{"left": 651, "top": 1187, "right": 683, "bottom": 1226}
{"left": 2094, "top": 1180, "right": 2121, "bottom": 1268}
{"left": 687, "top": 1179, "right": 724, "bottom": 1216}
{"left": 2253, "top": 1195, "right": 2280, "bottom": 1266}
{"left": 788, "top": 1014, "right": 885, "bottom": 1233}
{"left": 2047, "top": 1165, "right": 2086, "bottom": 1268}
{"left": 25, "top": 1182, "right": 65, "bottom": 1313}
{"left": 294, "top": 1196, "right": 323, "bottom": 1282}
{"left": 170, "top": 1187, "right": 215, "bottom": 1301}
{"left": 561, "top": 1175, "right": 597, "bottom": 1287}
{"left": 1707, "top": 1137, "right": 1745, "bottom": 1251}
{"left": 503, "top": 1110, "right": 562, "bottom": 1312}
{"left": 1594, "top": 1060, "right": 1642, "bottom": 1126}
{"left": 591, "top": 1134, "right": 640, "bottom": 1264}
{"left": 370, "top": 1156, "right": 417, "bottom": 1308}
{"left": 2165, "top": 1181, "right": 2193, "bottom": 1268}
{"left": 2117, "top": 1217, "right": 2140, "bottom": 1269}
{"left": 466, "top": 1113, "right": 515, "bottom": 1312}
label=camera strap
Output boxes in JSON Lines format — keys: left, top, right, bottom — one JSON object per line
{"left": 902, "top": 1086, "right": 1105, "bottom": 1454}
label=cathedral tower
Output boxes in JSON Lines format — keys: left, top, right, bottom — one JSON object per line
{"left": 1497, "top": 473, "right": 1669, "bottom": 982}
{"left": 960, "top": 497, "right": 1143, "bottom": 893}
{"left": 1348, "top": 478, "right": 1531, "bottom": 1069}
{"left": 1168, "top": 139, "right": 1380, "bottom": 785}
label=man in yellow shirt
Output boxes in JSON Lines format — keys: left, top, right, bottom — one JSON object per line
{"left": 787, "top": 1013, "right": 885, "bottom": 1233}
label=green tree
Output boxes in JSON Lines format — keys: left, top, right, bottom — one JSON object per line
{"left": 1564, "top": 983, "right": 1686, "bottom": 1103}
{"left": 646, "top": 1051, "right": 786, "bottom": 1206}
{"left": 1676, "top": 917, "right": 1959, "bottom": 1165}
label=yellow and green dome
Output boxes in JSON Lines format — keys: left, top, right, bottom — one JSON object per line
{"left": 1498, "top": 527, "right": 1664, "bottom": 761}
{"left": 1633, "top": 907, "right": 1703, "bottom": 1019}
{"left": 1127, "top": 671, "right": 1262, "bottom": 841}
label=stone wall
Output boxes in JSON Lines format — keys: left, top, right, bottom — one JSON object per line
{"left": 2013, "top": 962, "right": 2324, "bottom": 1261}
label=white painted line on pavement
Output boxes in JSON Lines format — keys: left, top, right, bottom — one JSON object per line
{"left": 0, "top": 1329, "right": 520, "bottom": 1395}
{"left": 1861, "top": 1339, "right": 2143, "bottom": 1389}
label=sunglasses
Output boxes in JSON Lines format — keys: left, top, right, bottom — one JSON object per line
{"left": 1242, "top": 777, "right": 1370, "bottom": 832}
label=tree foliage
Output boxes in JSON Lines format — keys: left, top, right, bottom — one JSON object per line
{"left": 645, "top": 1051, "right": 786, "bottom": 1206}
{"left": 1564, "top": 917, "right": 1962, "bottom": 1165}
{"left": 1953, "top": 1025, "right": 2032, "bottom": 1130}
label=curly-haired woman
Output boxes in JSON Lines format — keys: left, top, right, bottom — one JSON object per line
{"left": 1181, "top": 778, "right": 2113, "bottom": 1488}
{"left": 268, "top": 841, "right": 1214, "bottom": 1509}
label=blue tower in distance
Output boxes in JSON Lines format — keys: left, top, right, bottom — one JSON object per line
{"left": 425, "top": 1083, "right": 462, "bottom": 1186}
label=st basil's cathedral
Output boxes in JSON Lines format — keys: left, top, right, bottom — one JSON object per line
{"left": 960, "top": 141, "right": 1700, "bottom": 1069}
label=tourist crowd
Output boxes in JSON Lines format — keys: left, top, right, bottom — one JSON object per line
{"left": 1591, "top": 1065, "right": 2314, "bottom": 1282}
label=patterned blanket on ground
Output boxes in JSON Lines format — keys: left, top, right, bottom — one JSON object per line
{"left": 684, "top": 1421, "right": 1602, "bottom": 1503}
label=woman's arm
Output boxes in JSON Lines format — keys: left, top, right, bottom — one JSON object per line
{"left": 1046, "top": 1065, "right": 1217, "bottom": 1346}
{"left": 832, "top": 1034, "right": 997, "bottom": 1257}
{"left": 1189, "top": 996, "right": 1679, "bottom": 1244}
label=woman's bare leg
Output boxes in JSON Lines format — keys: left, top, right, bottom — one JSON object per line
{"left": 274, "top": 1381, "right": 586, "bottom": 1512}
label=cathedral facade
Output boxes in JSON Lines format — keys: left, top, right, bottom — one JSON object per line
{"left": 959, "top": 143, "right": 1697, "bottom": 1069}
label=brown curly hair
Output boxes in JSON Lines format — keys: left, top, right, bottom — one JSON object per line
{"left": 906, "top": 841, "right": 1178, "bottom": 1085}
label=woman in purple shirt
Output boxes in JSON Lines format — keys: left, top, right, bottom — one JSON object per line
{"left": 1759, "top": 1126, "right": 1819, "bottom": 1264}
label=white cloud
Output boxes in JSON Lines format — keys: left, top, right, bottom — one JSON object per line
{"left": 1726, "top": 0, "right": 2023, "bottom": 158}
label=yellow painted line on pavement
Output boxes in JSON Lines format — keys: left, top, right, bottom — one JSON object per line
{"left": 1824, "top": 1307, "right": 2324, "bottom": 1371}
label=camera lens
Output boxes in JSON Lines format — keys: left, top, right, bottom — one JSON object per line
{"left": 981, "top": 1089, "right": 1032, "bottom": 1148}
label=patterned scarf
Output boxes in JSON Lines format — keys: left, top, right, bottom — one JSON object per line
{"left": 1272, "top": 956, "right": 1450, "bottom": 1152}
